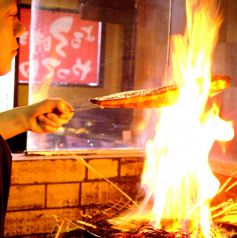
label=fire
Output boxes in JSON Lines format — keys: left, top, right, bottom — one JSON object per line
{"left": 140, "top": 0, "right": 234, "bottom": 236}
{"left": 112, "top": 0, "right": 235, "bottom": 237}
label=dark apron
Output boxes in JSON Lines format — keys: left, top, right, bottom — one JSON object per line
{"left": 0, "top": 135, "right": 12, "bottom": 237}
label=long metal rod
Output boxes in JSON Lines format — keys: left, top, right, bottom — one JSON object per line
{"left": 72, "top": 104, "right": 99, "bottom": 112}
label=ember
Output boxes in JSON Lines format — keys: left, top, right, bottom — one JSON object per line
{"left": 51, "top": 197, "right": 237, "bottom": 237}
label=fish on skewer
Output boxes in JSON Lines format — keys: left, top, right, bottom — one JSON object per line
{"left": 89, "top": 75, "right": 230, "bottom": 109}
{"left": 72, "top": 75, "right": 230, "bottom": 112}
{"left": 90, "top": 85, "right": 178, "bottom": 109}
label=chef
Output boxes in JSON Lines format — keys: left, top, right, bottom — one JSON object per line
{"left": 0, "top": 0, "right": 74, "bottom": 236}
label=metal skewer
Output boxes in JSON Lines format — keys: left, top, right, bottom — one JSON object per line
{"left": 71, "top": 104, "right": 99, "bottom": 112}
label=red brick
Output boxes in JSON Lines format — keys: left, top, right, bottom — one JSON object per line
{"left": 46, "top": 183, "right": 80, "bottom": 208}
{"left": 120, "top": 158, "right": 144, "bottom": 177}
{"left": 5, "top": 208, "right": 83, "bottom": 236}
{"left": 8, "top": 185, "right": 45, "bottom": 210}
{"left": 88, "top": 159, "right": 119, "bottom": 179}
{"left": 81, "top": 181, "right": 138, "bottom": 206}
{"left": 12, "top": 158, "right": 86, "bottom": 184}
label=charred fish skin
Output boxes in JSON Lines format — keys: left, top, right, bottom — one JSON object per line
{"left": 90, "top": 86, "right": 178, "bottom": 109}
{"left": 90, "top": 75, "right": 230, "bottom": 109}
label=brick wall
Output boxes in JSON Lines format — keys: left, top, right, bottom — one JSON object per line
{"left": 5, "top": 154, "right": 237, "bottom": 237}
{"left": 5, "top": 153, "right": 144, "bottom": 237}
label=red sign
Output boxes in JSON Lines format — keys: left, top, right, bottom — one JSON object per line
{"left": 19, "top": 7, "right": 101, "bottom": 86}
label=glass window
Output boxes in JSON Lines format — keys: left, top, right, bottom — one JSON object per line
{"left": 21, "top": 0, "right": 172, "bottom": 153}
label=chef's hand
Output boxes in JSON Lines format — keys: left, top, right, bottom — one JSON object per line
{"left": 26, "top": 98, "right": 74, "bottom": 133}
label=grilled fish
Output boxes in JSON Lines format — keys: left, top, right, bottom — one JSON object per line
{"left": 89, "top": 75, "right": 230, "bottom": 109}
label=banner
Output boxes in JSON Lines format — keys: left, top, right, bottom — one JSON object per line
{"left": 19, "top": 7, "right": 101, "bottom": 86}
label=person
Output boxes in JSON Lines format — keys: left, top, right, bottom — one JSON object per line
{"left": 0, "top": 0, "right": 74, "bottom": 236}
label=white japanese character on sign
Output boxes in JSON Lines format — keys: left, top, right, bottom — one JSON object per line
{"left": 42, "top": 58, "right": 61, "bottom": 78}
{"left": 19, "top": 61, "right": 29, "bottom": 78}
{"left": 72, "top": 58, "right": 91, "bottom": 81}
{"left": 20, "top": 31, "right": 29, "bottom": 46}
{"left": 35, "top": 30, "right": 52, "bottom": 52}
{"left": 57, "top": 69, "right": 71, "bottom": 79}
{"left": 50, "top": 16, "right": 73, "bottom": 57}
{"left": 71, "top": 32, "right": 84, "bottom": 49}
{"left": 81, "top": 26, "right": 95, "bottom": 42}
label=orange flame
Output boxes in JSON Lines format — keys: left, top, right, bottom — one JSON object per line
{"left": 113, "top": 0, "right": 235, "bottom": 237}
{"left": 140, "top": 0, "right": 234, "bottom": 236}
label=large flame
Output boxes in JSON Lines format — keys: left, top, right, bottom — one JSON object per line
{"left": 140, "top": 0, "right": 234, "bottom": 236}
{"left": 112, "top": 0, "right": 235, "bottom": 237}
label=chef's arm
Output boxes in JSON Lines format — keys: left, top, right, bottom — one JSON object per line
{"left": 0, "top": 98, "right": 74, "bottom": 140}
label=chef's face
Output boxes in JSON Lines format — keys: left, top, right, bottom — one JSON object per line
{"left": 0, "top": 0, "right": 24, "bottom": 75}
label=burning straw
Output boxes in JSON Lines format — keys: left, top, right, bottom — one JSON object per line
{"left": 49, "top": 154, "right": 237, "bottom": 238}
